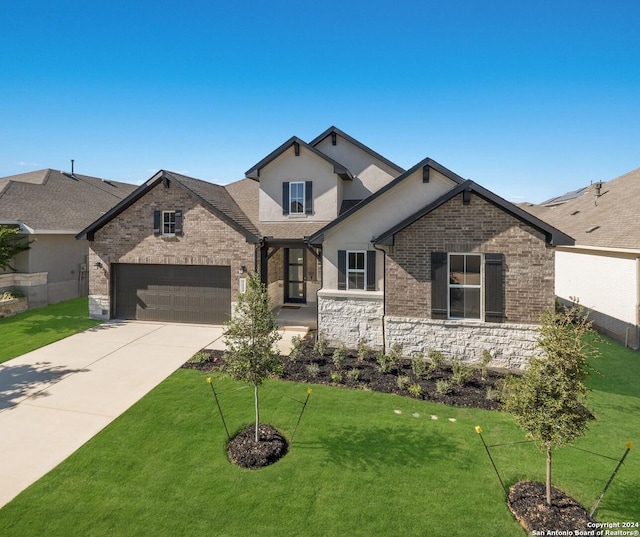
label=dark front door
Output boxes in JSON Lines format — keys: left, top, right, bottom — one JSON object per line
{"left": 284, "top": 248, "right": 305, "bottom": 303}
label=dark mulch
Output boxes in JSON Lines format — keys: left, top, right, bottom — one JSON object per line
{"left": 227, "top": 424, "right": 288, "bottom": 469}
{"left": 508, "top": 481, "right": 596, "bottom": 534}
{"left": 184, "top": 336, "right": 504, "bottom": 411}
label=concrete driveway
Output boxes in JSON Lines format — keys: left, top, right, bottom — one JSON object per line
{"left": 0, "top": 320, "right": 225, "bottom": 509}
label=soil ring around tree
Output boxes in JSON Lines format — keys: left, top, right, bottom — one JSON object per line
{"left": 508, "top": 481, "right": 596, "bottom": 534}
{"left": 227, "top": 424, "right": 288, "bottom": 469}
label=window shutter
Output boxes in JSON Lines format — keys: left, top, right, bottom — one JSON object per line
{"left": 366, "top": 250, "right": 376, "bottom": 291}
{"left": 282, "top": 182, "right": 290, "bottom": 215}
{"left": 431, "top": 252, "right": 448, "bottom": 319}
{"left": 174, "top": 209, "right": 183, "bottom": 236}
{"left": 305, "top": 181, "right": 313, "bottom": 214}
{"left": 337, "top": 250, "right": 346, "bottom": 290}
{"left": 153, "top": 210, "right": 161, "bottom": 235}
{"left": 485, "top": 253, "right": 505, "bottom": 323}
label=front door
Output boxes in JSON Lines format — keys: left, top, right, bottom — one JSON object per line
{"left": 285, "top": 248, "right": 306, "bottom": 303}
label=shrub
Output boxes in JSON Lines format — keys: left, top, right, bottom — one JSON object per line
{"left": 388, "top": 342, "right": 403, "bottom": 361}
{"left": 314, "top": 335, "right": 329, "bottom": 356}
{"left": 289, "top": 335, "right": 305, "bottom": 362}
{"left": 435, "top": 379, "right": 451, "bottom": 395}
{"left": 306, "top": 363, "right": 320, "bottom": 378}
{"left": 187, "top": 351, "right": 211, "bottom": 365}
{"left": 407, "top": 383, "right": 423, "bottom": 398}
{"left": 411, "top": 353, "right": 429, "bottom": 379}
{"left": 356, "top": 339, "right": 371, "bottom": 362}
{"left": 427, "top": 349, "right": 445, "bottom": 372}
{"left": 330, "top": 371, "right": 342, "bottom": 383}
{"left": 332, "top": 344, "right": 348, "bottom": 369}
{"left": 396, "top": 375, "right": 411, "bottom": 390}
{"left": 347, "top": 368, "right": 360, "bottom": 381}
{"left": 375, "top": 350, "right": 393, "bottom": 373}
{"left": 476, "top": 350, "right": 493, "bottom": 379}
{"left": 450, "top": 357, "right": 474, "bottom": 386}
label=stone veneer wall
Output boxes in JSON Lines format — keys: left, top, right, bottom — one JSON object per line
{"left": 88, "top": 181, "right": 255, "bottom": 320}
{"left": 385, "top": 316, "right": 538, "bottom": 370}
{"left": 385, "top": 192, "right": 555, "bottom": 323}
{"left": 317, "top": 290, "right": 384, "bottom": 348}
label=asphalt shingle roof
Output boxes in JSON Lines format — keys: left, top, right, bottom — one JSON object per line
{"left": 0, "top": 169, "right": 136, "bottom": 232}
{"left": 520, "top": 167, "right": 640, "bottom": 249}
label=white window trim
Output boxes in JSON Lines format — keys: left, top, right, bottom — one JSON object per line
{"left": 447, "top": 252, "right": 483, "bottom": 321}
{"left": 289, "top": 181, "right": 305, "bottom": 215}
{"left": 346, "top": 250, "right": 366, "bottom": 291}
{"left": 162, "top": 210, "right": 176, "bottom": 235}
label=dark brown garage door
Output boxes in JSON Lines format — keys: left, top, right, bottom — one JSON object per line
{"left": 113, "top": 264, "right": 231, "bottom": 324}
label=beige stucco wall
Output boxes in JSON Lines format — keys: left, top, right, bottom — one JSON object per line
{"left": 258, "top": 145, "right": 339, "bottom": 223}
{"left": 322, "top": 167, "right": 457, "bottom": 290}
{"left": 314, "top": 135, "right": 398, "bottom": 198}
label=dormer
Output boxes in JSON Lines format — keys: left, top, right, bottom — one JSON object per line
{"left": 245, "top": 136, "right": 353, "bottom": 223}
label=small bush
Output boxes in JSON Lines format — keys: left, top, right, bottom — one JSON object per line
{"left": 388, "top": 342, "right": 403, "bottom": 361}
{"left": 407, "top": 383, "right": 423, "bottom": 398}
{"left": 485, "top": 386, "right": 500, "bottom": 401}
{"left": 451, "top": 357, "right": 474, "bottom": 386}
{"left": 330, "top": 371, "right": 342, "bottom": 383}
{"left": 375, "top": 350, "right": 394, "bottom": 373}
{"left": 347, "top": 368, "right": 360, "bottom": 381}
{"left": 397, "top": 375, "right": 411, "bottom": 390}
{"left": 332, "top": 344, "right": 348, "bottom": 369}
{"left": 306, "top": 363, "right": 320, "bottom": 378}
{"left": 427, "top": 349, "right": 445, "bottom": 372}
{"left": 314, "top": 335, "right": 329, "bottom": 356}
{"left": 187, "top": 351, "right": 211, "bottom": 364}
{"left": 411, "top": 353, "right": 430, "bottom": 379}
{"left": 357, "top": 339, "right": 371, "bottom": 362}
{"left": 476, "top": 350, "right": 493, "bottom": 379}
{"left": 289, "top": 335, "right": 305, "bottom": 361}
{"left": 435, "top": 379, "right": 451, "bottom": 395}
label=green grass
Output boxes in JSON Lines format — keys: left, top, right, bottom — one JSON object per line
{"left": 0, "top": 297, "right": 102, "bottom": 363}
{"left": 0, "top": 337, "right": 638, "bottom": 536}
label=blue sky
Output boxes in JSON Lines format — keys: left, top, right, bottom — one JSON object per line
{"left": 1, "top": 0, "right": 638, "bottom": 203}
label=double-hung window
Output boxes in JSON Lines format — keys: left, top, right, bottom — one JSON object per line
{"left": 347, "top": 251, "right": 366, "bottom": 290}
{"left": 162, "top": 210, "right": 176, "bottom": 235}
{"left": 448, "top": 253, "right": 482, "bottom": 319}
{"left": 290, "top": 182, "right": 305, "bottom": 214}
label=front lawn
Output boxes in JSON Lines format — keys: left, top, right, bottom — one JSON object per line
{"left": 0, "top": 337, "right": 637, "bottom": 536}
{"left": 0, "top": 297, "right": 101, "bottom": 363}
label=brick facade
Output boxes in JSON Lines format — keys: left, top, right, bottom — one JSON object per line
{"left": 88, "top": 181, "right": 255, "bottom": 317}
{"left": 385, "top": 192, "right": 555, "bottom": 324}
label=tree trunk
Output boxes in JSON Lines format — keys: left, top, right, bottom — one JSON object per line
{"left": 254, "top": 384, "right": 260, "bottom": 443}
{"left": 546, "top": 443, "right": 552, "bottom": 506}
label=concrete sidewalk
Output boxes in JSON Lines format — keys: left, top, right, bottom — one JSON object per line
{"left": 0, "top": 320, "right": 306, "bottom": 509}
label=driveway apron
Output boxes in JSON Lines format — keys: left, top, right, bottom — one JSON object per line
{"left": 0, "top": 321, "right": 224, "bottom": 509}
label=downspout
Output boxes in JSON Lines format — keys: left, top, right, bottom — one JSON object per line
{"left": 373, "top": 242, "right": 387, "bottom": 353}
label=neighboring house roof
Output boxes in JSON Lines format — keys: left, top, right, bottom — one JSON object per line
{"left": 244, "top": 136, "right": 353, "bottom": 181}
{"left": 520, "top": 167, "right": 640, "bottom": 249}
{"left": 374, "top": 180, "right": 574, "bottom": 247}
{"left": 77, "top": 170, "right": 260, "bottom": 242}
{"left": 308, "top": 157, "right": 467, "bottom": 244}
{"left": 224, "top": 178, "right": 327, "bottom": 239}
{"left": 309, "top": 126, "right": 406, "bottom": 175}
{"left": 0, "top": 169, "right": 136, "bottom": 233}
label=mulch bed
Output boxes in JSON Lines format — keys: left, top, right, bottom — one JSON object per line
{"left": 227, "top": 424, "right": 288, "bottom": 469}
{"left": 185, "top": 336, "right": 595, "bottom": 530}
{"left": 508, "top": 481, "right": 596, "bottom": 534}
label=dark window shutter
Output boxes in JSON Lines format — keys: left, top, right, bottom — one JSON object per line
{"left": 366, "top": 250, "right": 376, "bottom": 291}
{"left": 337, "top": 250, "right": 346, "bottom": 290}
{"left": 485, "top": 253, "right": 505, "bottom": 323}
{"left": 153, "top": 210, "right": 161, "bottom": 235}
{"left": 282, "top": 182, "right": 290, "bottom": 215}
{"left": 305, "top": 181, "right": 313, "bottom": 214}
{"left": 174, "top": 209, "right": 183, "bottom": 236}
{"left": 431, "top": 252, "right": 448, "bottom": 319}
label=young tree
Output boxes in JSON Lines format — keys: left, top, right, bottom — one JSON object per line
{"left": 503, "top": 303, "right": 600, "bottom": 506}
{"left": 0, "top": 226, "right": 30, "bottom": 271}
{"left": 223, "top": 272, "right": 283, "bottom": 442}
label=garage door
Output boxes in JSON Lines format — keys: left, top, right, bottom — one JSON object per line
{"left": 113, "top": 264, "right": 231, "bottom": 324}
